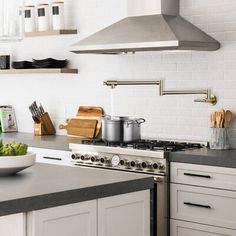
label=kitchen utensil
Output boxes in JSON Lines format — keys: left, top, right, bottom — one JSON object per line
{"left": 76, "top": 106, "right": 103, "bottom": 138}
{"left": 218, "top": 109, "right": 225, "bottom": 128}
{"left": 102, "top": 116, "right": 145, "bottom": 143}
{"left": 123, "top": 118, "right": 145, "bottom": 142}
{"left": 225, "top": 110, "right": 234, "bottom": 128}
{"left": 215, "top": 112, "right": 223, "bottom": 128}
{"left": 59, "top": 118, "right": 97, "bottom": 138}
{"left": 210, "top": 113, "right": 216, "bottom": 128}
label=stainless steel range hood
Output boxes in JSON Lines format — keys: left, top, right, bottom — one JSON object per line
{"left": 71, "top": 0, "right": 220, "bottom": 54}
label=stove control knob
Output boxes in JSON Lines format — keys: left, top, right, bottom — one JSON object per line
{"left": 100, "top": 157, "right": 110, "bottom": 164}
{"left": 91, "top": 155, "right": 100, "bottom": 162}
{"left": 135, "top": 160, "right": 146, "bottom": 169}
{"left": 111, "top": 155, "right": 120, "bottom": 166}
{"left": 81, "top": 155, "right": 91, "bottom": 161}
{"left": 157, "top": 162, "right": 165, "bottom": 170}
{"left": 120, "top": 159, "right": 125, "bottom": 165}
{"left": 124, "top": 159, "right": 131, "bottom": 168}
{"left": 130, "top": 161, "right": 136, "bottom": 167}
{"left": 71, "top": 153, "right": 82, "bottom": 160}
{"left": 147, "top": 162, "right": 157, "bottom": 170}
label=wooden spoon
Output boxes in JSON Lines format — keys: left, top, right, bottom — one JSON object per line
{"left": 215, "top": 112, "right": 223, "bottom": 128}
{"left": 210, "top": 112, "right": 216, "bottom": 128}
{"left": 220, "top": 109, "right": 225, "bottom": 128}
{"left": 225, "top": 110, "right": 234, "bottom": 128}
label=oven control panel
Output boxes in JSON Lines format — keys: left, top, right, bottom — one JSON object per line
{"left": 71, "top": 152, "right": 166, "bottom": 174}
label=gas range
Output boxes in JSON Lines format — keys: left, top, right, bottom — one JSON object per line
{"left": 70, "top": 139, "right": 205, "bottom": 175}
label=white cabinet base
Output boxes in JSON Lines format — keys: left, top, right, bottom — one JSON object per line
{"left": 0, "top": 213, "right": 25, "bottom": 236}
{"left": 170, "top": 219, "right": 236, "bottom": 236}
{"left": 27, "top": 200, "right": 97, "bottom": 236}
{"left": 98, "top": 190, "right": 150, "bottom": 236}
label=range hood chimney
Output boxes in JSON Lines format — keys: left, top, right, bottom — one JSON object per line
{"left": 71, "top": 0, "right": 220, "bottom": 54}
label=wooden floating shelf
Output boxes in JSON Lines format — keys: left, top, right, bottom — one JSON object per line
{"left": 0, "top": 68, "right": 79, "bottom": 74}
{"left": 25, "top": 29, "right": 78, "bottom": 37}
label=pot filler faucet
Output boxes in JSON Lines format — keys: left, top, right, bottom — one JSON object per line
{"left": 104, "top": 80, "right": 217, "bottom": 105}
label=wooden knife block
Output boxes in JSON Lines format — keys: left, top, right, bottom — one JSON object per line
{"left": 34, "top": 112, "right": 56, "bottom": 136}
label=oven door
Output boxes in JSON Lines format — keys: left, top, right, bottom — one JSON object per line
{"left": 153, "top": 176, "right": 168, "bottom": 236}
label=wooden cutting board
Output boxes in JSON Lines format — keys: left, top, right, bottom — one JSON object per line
{"left": 59, "top": 118, "right": 97, "bottom": 138}
{"left": 76, "top": 106, "right": 103, "bottom": 138}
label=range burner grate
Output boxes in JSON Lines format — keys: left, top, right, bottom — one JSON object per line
{"left": 81, "top": 139, "right": 205, "bottom": 152}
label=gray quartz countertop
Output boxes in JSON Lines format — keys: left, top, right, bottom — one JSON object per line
{"left": 0, "top": 163, "right": 153, "bottom": 216}
{"left": 0, "top": 132, "right": 80, "bottom": 151}
{"left": 169, "top": 147, "right": 236, "bottom": 168}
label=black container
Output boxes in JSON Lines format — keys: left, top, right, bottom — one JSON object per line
{"left": 0, "top": 55, "right": 10, "bottom": 70}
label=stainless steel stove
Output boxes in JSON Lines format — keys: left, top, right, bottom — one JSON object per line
{"left": 69, "top": 139, "right": 205, "bottom": 236}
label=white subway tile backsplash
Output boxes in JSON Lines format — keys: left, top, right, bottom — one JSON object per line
{"left": 1, "top": 0, "right": 236, "bottom": 146}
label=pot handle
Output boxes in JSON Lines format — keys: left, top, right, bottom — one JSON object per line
{"left": 136, "top": 118, "right": 146, "bottom": 125}
{"left": 126, "top": 118, "right": 146, "bottom": 126}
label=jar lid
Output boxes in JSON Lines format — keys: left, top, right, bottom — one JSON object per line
{"left": 24, "top": 5, "right": 35, "bottom": 8}
{"left": 52, "top": 1, "right": 64, "bottom": 4}
{"left": 37, "top": 3, "right": 49, "bottom": 6}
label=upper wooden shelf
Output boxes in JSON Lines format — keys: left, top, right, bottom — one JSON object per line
{"left": 25, "top": 29, "right": 78, "bottom": 37}
{"left": 0, "top": 68, "right": 79, "bottom": 74}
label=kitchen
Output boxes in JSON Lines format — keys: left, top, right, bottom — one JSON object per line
{"left": 0, "top": 0, "right": 236, "bottom": 236}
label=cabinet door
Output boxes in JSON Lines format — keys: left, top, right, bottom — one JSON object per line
{"left": 27, "top": 200, "right": 97, "bottom": 236}
{"left": 171, "top": 162, "right": 236, "bottom": 191}
{"left": 171, "top": 183, "right": 236, "bottom": 230}
{"left": 98, "top": 190, "right": 150, "bottom": 236}
{"left": 170, "top": 219, "right": 236, "bottom": 236}
{"left": 0, "top": 213, "right": 25, "bottom": 236}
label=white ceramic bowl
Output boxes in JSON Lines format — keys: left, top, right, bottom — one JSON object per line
{"left": 0, "top": 152, "right": 36, "bottom": 176}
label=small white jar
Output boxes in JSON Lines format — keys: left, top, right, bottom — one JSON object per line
{"left": 37, "top": 4, "right": 50, "bottom": 31}
{"left": 51, "top": 2, "right": 65, "bottom": 30}
{"left": 24, "top": 5, "right": 36, "bottom": 32}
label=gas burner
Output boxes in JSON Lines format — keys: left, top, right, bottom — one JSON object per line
{"left": 81, "top": 139, "right": 205, "bottom": 152}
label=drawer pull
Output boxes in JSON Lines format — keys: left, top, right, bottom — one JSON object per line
{"left": 184, "top": 202, "right": 212, "bottom": 209}
{"left": 43, "top": 156, "right": 62, "bottom": 161}
{"left": 184, "top": 173, "right": 211, "bottom": 179}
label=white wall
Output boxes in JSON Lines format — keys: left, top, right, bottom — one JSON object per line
{"left": 1, "top": 0, "right": 236, "bottom": 146}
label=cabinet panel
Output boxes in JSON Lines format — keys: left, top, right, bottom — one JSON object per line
{"left": 98, "top": 190, "right": 150, "bottom": 236}
{"left": 0, "top": 213, "right": 25, "bottom": 236}
{"left": 170, "top": 220, "right": 236, "bottom": 236}
{"left": 27, "top": 200, "right": 97, "bottom": 236}
{"left": 171, "top": 162, "right": 236, "bottom": 190}
{"left": 171, "top": 183, "right": 236, "bottom": 230}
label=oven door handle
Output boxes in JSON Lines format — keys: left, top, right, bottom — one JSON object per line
{"left": 154, "top": 176, "right": 164, "bottom": 183}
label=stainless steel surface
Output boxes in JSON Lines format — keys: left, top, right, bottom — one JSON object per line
{"left": 101, "top": 116, "right": 145, "bottom": 143}
{"left": 71, "top": 0, "right": 220, "bottom": 54}
{"left": 70, "top": 142, "right": 169, "bottom": 236}
{"left": 123, "top": 118, "right": 145, "bottom": 142}
{"left": 104, "top": 80, "right": 218, "bottom": 105}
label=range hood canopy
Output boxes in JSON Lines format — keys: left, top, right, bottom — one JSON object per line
{"left": 71, "top": 0, "right": 220, "bottom": 54}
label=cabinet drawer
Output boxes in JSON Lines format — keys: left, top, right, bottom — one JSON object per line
{"left": 170, "top": 219, "right": 236, "bottom": 236}
{"left": 170, "top": 183, "right": 236, "bottom": 230}
{"left": 171, "top": 162, "right": 236, "bottom": 190}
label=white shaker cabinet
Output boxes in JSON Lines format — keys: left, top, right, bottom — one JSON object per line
{"left": 27, "top": 200, "right": 97, "bottom": 236}
{"left": 0, "top": 213, "right": 25, "bottom": 236}
{"left": 98, "top": 190, "right": 150, "bottom": 236}
{"left": 27, "top": 190, "right": 150, "bottom": 236}
{"left": 170, "top": 219, "right": 236, "bottom": 236}
{"left": 170, "top": 162, "right": 236, "bottom": 236}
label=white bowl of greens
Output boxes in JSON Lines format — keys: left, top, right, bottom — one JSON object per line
{"left": 0, "top": 141, "right": 36, "bottom": 176}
